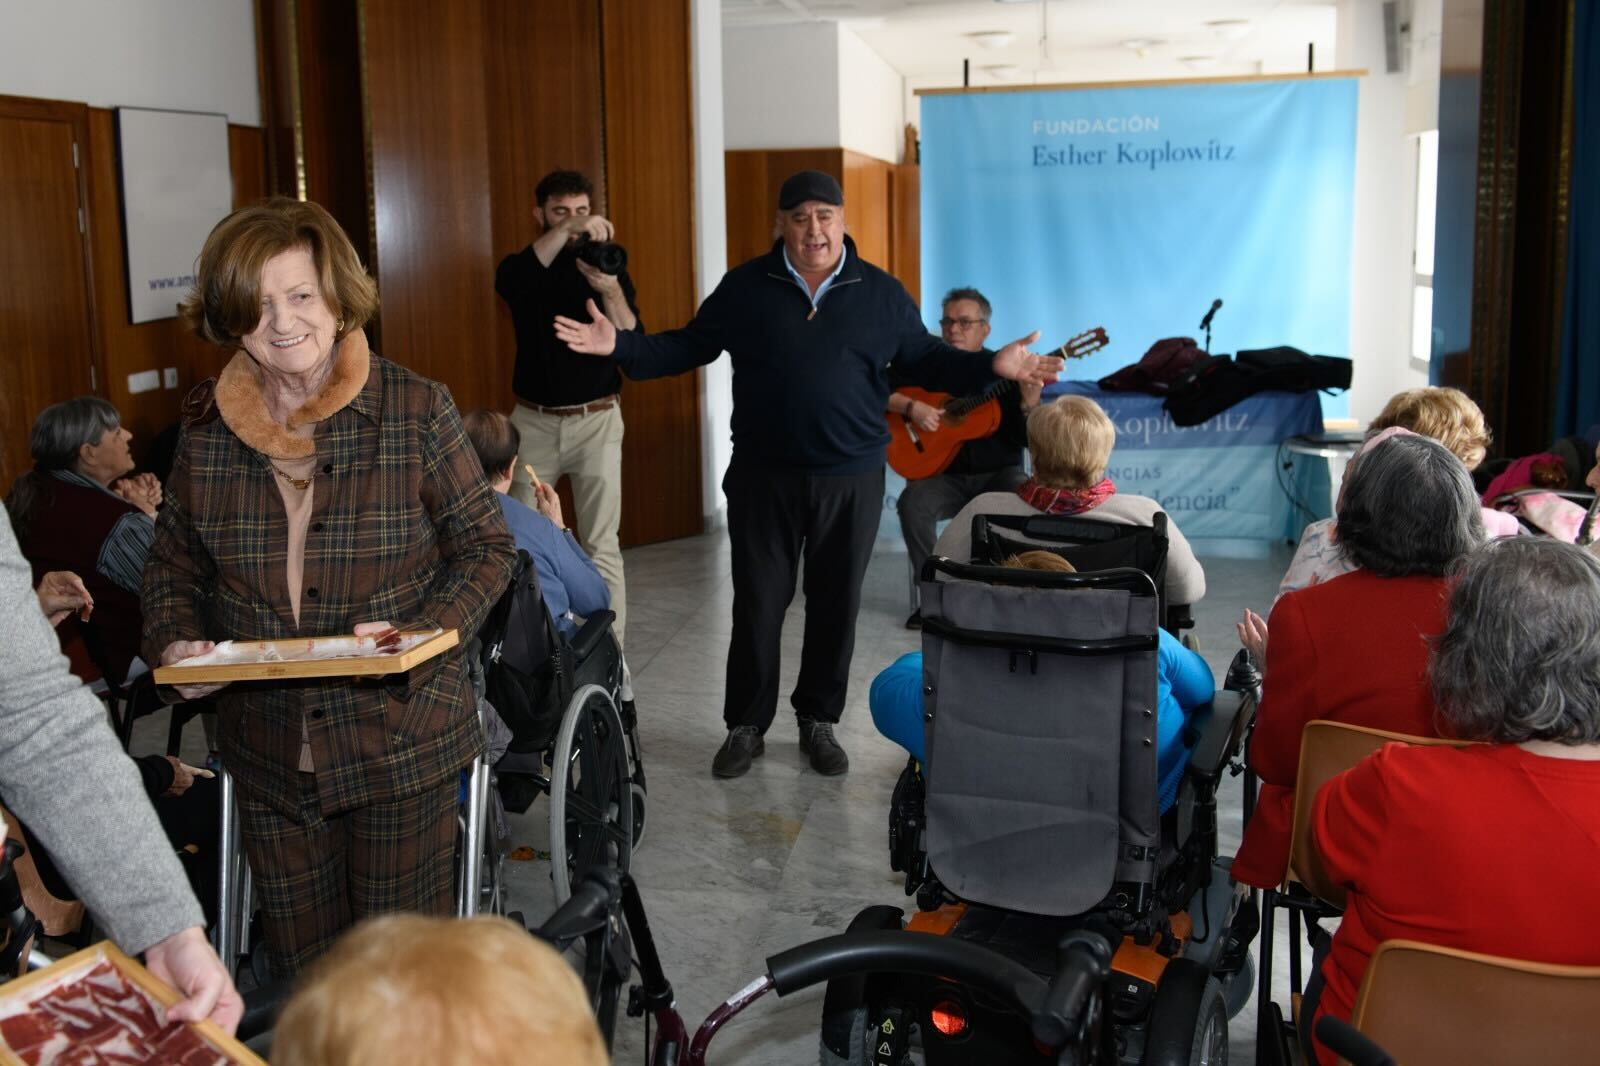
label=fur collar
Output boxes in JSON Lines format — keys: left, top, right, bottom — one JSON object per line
{"left": 215, "top": 331, "right": 371, "bottom": 459}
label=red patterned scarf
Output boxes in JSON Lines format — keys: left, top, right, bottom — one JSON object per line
{"left": 1016, "top": 477, "right": 1116, "bottom": 515}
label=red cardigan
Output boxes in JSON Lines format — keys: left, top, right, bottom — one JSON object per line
{"left": 1308, "top": 742, "right": 1600, "bottom": 1064}
{"left": 1231, "top": 570, "right": 1450, "bottom": 888}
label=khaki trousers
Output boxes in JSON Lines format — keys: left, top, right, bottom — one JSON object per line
{"left": 509, "top": 402, "right": 626, "bottom": 644}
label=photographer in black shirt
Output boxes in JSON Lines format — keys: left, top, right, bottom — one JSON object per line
{"left": 495, "top": 170, "right": 641, "bottom": 643}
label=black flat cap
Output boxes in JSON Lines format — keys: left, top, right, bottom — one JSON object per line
{"left": 778, "top": 169, "right": 844, "bottom": 210}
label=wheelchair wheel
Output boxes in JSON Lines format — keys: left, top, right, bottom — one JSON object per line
{"left": 548, "top": 685, "right": 634, "bottom": 903}
{"left": 1142, "top": 962, "right": 1227, "bottom": 1066}
{"left": 820, "top": 906, "right": 909, "bottom": 1066}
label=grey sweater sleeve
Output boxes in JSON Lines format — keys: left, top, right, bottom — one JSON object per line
{"left": 0, "top": 518, "right": 203, "bottom": 954}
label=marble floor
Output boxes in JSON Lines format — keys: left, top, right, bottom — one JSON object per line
{"left": 139, "top": 528, "right": 1303, "bottom": 1063}
{"left": 497, "top": 530, "right": 1302, "bottom": 1065}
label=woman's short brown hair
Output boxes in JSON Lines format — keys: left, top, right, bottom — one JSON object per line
{"left": 1369, "top": 387, "right": 1491, "bottom": 470}
{"left": 180, "top": 197, "right": 379, "bottom": 348}
{"left": 272, "top": 914, "right": 607, "bottom": 1066}
{"left": 1027, "top": 396, "right": 1116, "bottom": 488}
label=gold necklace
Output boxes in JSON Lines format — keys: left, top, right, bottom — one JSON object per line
{"left": 271, "top": 464, "right": 315, "bottom": 491}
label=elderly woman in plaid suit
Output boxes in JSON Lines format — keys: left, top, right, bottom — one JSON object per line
{"left": 145, "top": 198, "right": 516, "bottom": 977}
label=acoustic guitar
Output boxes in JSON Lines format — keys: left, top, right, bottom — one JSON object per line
{"left": 887, "top": 326, "right": 1109, "bottom": 481}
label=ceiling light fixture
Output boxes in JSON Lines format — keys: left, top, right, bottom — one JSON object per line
{"left": 981, "top": 64, "right": 1021, "bottom": 80}
{"left": 967, "top": 30, "right": 1016, "bottom": 49}
{"left": 1120, "top": 38, "right": 1165, "bottom": 51}
{"left": 1206, "top": 19, "right": 1253, "bottom": 41}
{"left": 1180, "top": 55, "right": 1220, "bottom": 71}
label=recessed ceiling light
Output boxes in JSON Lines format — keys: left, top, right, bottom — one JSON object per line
{"left": 981, "top": 64, "right": 1021, "bottom": 80}
{"left": 1206, "top": 19, "right": 1253, "bottom": 41}
{"left": 1120, "top": 38, "right": 1165, "bottom": 51}
{"left": 967, "top": 30, "right": 1016, "bottom": 49}
{"left": 1180, "top": 55, "right": 1220, "bottom": 71}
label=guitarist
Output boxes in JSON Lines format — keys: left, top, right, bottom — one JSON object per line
{"left": 888, "top": 288, "right": 1041, "bottom": 628}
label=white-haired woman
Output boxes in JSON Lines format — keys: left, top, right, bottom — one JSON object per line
{"left": 933, "top": 395, "right": 1205, "bottom": 606}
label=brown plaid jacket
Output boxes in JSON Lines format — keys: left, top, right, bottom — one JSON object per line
{"left": 143, "top": 354, "right": 515, "bottom": 819}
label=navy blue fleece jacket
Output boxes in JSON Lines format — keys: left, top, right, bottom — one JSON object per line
{"left": 611, "top": 237, "right": 997, "bottom": 475}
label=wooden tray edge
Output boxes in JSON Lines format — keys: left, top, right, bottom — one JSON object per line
{"left": 0, "top": 941, "right": 266, "bottom": 1065}
{"left": 153, "top": 628, "right": 459, "bottom": 685}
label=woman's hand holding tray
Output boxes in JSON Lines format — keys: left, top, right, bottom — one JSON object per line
{"left": 0, "top": 942, "right": 264, "bottom": 1065}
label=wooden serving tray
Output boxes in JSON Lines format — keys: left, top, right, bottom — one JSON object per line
{"left": 152, "top": 628, "right": 458, "bottom": 685}
{"left": 0, "top": 940, "right": 265, "bottom": 1065}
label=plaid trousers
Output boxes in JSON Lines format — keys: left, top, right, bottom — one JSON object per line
{"left": 237, "top": 772, "right": 459, "bottom": 978}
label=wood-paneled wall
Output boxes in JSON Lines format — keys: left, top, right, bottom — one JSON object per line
{"left": 483, "top": 0, "right": 605, "bottom": 434}
{"left": 361, "top": 0, "right": 498, "bottom": 410}
{"left": 602, "top": 0, "right": 703, "bottom": 544}
{"left": 724, "top": 145, "right": 921, "bottom": 299}
{"left": 348, "top": 0, "right": 703, "bottom": 546}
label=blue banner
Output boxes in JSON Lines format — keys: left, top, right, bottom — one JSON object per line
{"left": 920, "top": 77, "right": 1359, "bottom": 421}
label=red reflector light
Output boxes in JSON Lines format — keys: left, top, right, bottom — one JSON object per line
{"left": 929, "top": 999, "right": 968, "bottom": 1037}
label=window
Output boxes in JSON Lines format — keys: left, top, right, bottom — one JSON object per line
{"left": 1410, "top": 130, "right": 1439, "bottom": 366}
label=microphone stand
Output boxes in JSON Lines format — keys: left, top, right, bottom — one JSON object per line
{"left": 1198, "top": 298, "right": 1222, "bottom": 353}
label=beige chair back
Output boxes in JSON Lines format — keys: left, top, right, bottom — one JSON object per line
{"left": 1285, "top": 721, "right": 1470, "bottom": 907}
{"left": 0, "top": 802, "right": 86, "bottom": 939}
{"left": 1345, "top": 939, "right": 1600, "bottom": 1066}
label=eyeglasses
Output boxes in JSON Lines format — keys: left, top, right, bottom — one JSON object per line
{"left": 940, "top": 317, "right": 988, "bottom": 329}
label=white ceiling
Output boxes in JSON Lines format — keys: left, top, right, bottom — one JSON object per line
{"left": 723, "top": 0, "right": 1342, "bottom": 88}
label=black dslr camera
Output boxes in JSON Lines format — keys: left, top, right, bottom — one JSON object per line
{"left": 573, "top": 234, "right": 628, "bottom": 276}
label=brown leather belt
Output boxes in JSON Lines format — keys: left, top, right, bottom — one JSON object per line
{"left": 519, "top": 396, "right": 618, "bottom": 417}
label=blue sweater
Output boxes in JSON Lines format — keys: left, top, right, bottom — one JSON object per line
{"left": 612, "top": 237, "right": 995, "bottom": 474}
{"left": 495, "top": 493, "right": 609, "bottom": 638}
{"left": 870, "top": 630, "right": 1215, "bottom": 814}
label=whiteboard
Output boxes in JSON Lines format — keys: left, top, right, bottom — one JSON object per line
{"left": 116, "top": 107, "right": 232, "bottom": 324}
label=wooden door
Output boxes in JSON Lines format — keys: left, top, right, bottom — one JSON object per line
{"left": 0, "top": 96, "right": 99, "bottom": 485}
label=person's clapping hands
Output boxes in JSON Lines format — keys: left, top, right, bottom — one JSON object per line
{"left": 112, "top": 472, "right": 163, "bottom": 518}
{"left": 35, "top": 571, "right": 93, "bottom": 627}
{"left": 1237, "top": 608, "right": 1269, "bottom": 666}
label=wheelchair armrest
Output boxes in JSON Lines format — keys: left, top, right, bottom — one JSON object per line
{"left": 1185, "top": 690, "right": 1248, "bottom": 783}
{"left": 569, "top": 611, "right": 616, "bottom": 663}
{"left": 235, "top": 980, "right": 290, "bottom": 1043}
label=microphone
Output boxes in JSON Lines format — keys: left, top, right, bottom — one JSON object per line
{"left": 1199, "top": 298, "right": 1223, "bottom": 331}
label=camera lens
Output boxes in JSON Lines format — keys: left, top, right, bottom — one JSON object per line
{"left": 575, "top": 238, "right": 628, "bottom": 276}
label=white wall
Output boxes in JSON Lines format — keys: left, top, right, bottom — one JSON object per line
{"left": 722, "top": 23, "right": 841, "bottom": 150}
{"left": 0, "top": 0, "right": 260, "bottom": 125}
{"left": 1337, "top": 0, "right": 1430, "bottom": 424}
{"left": 837, "top": 26, "right": 906, "bottom": 163}
{"left": 692, "top": 0, "right": 732, "bottom": 527}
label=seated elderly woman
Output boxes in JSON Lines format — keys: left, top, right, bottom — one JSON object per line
{"left": 273, "top": 914, "right": 607, "bottom": 1065}
{"left": 462, "top": 409, "right": 608, "bottom": 639}
{"left": 4, "top": 397, "right": 163, "bottom": 684}
{"left": 1272, "top": 386, "right": 1516, "bottom": 601}
{"left": 933, "top": 395, "right": 1205, "bottom": 607}
{"left": 1230, "top": 433, "right": 1484, "bottom": 889}
{"left": 1301, "top": 537, "right": 1600, "bottom": 1065}
{"left": 871, "top": 551, "right": 1213, "bottom": 813}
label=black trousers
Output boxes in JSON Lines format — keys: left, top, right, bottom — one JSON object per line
{"left": 723, "top": 460, "right": 885, "bottom": 731}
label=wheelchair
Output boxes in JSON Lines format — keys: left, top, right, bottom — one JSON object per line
{"left": 820, "top": 554, "right": 1257, "bottom": 1065}
{"left": 969, "top": 511, "right": 1195, "bottom": 636}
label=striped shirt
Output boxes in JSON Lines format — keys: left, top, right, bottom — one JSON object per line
{"left": 49, "top": 470, "right": 154, "bottom": 597}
